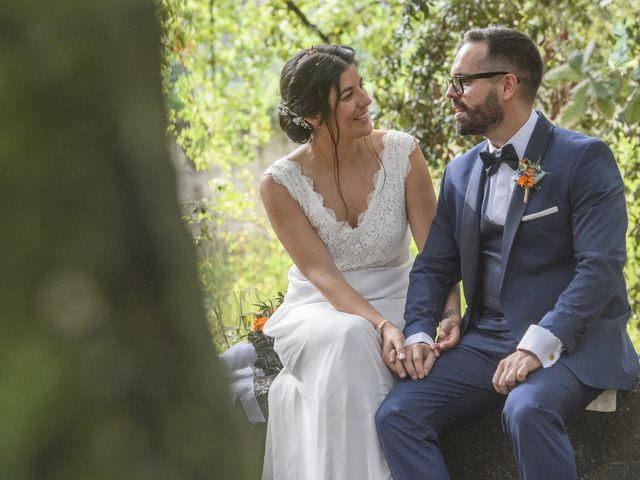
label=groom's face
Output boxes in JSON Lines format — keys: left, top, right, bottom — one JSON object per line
{"left": 447, "top": 42, "right": 504, "bottom": 136}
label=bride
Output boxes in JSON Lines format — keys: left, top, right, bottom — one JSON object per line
{"left": 260, "top": 45, "right": 460, "bottom": 479}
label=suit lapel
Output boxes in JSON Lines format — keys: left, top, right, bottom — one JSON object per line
{"left": 499, "top": 112, "right": 555, "bottom": 291}
{"left": 460, "top": 147, "right": 486, "bottom": 310}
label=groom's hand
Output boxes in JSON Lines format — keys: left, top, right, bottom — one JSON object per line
{"left": 403, "top": 343, "right": 436, "bottom": 380}
{"left": 492, "top": 350, "right": 542, "bottom": 395}
{"left": 431, "top": 318, "right": 461, "bottom": 356}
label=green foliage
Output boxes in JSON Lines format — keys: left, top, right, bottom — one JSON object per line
{"left": 158, "top": 0, "right": 640, "bottom": 345}
{"left": 159, "top": 0, "right": 403, "bottom": 170}
{"left": 618, "top": 133, "right": 640, "bottom": 326}
{"left": 373, "top": 0, "right": 625, "bottom": 168}
{"left": 543, "top": 21, "right": 640, "bottom": 131}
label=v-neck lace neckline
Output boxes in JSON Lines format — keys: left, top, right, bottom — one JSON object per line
{"left": 283, "top": 132, "right": 389, "bottom": 231}
{"left": 265, "top": 129, "right": 415, "bottom": 272}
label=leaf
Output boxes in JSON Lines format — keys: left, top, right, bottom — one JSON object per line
{"left": 624, "top": 92, "right": 640, "bottom": 125}
{"left": 596, "top": 97, "right": 615, "bottom": 118}
{"left": 534, "top": 171, "right": 547, "bottom": 184}
{"left": 568, "top": 52, "right": 583, "bottom": 72}
{"left": 544, "top": 63, "right": 581, "bottom": 84}
{"left": 559, "top": 80, "right": 593, "bottom": 127}
{"left": 593, "top": 80, "right": 611, "bottom": 100}
{"left": 609, "top": 22, "right": 629, "bottom": 67}
{"left": 582, "top": 41, "right": 595, "bottom": 68}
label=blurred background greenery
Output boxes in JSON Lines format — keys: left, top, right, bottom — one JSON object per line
{"left": 1, "top": 0, "right": 256, "bottom": 477}
{"left": 157, "top": 0, "right": 640, "bottom": 350}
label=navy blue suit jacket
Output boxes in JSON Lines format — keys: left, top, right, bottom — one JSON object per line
{"left": 404, "top": 113, "right": 639, "bottom": 390}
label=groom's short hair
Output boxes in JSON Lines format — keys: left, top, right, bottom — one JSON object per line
{"left": 463, "top": 27, "right": 543, "bottom": 105}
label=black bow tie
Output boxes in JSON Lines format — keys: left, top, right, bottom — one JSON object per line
{"left": 479, "top": 143, "right": 519, "bottom": 176}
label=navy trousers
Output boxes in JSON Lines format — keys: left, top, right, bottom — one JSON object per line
{"left": 376, "top": 328, "right": 601, "bottom": 480}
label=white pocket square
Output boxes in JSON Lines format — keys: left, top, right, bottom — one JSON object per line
{"left": 522, "top": 206, "right": 559, "bottom": 222}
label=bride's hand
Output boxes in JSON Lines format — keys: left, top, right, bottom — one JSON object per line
{"left": 381, "top": 323, "right": 407, "bottom": 378}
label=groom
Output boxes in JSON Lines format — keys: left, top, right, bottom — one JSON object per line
{"left": 376, "top": 26, "right": 639, "bottom": 480}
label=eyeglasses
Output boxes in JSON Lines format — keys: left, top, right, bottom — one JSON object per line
{"left": 448, "top": 71, "right": 519, "bottom": 95}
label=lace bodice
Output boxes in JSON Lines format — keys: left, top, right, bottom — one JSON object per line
{"left": 265, "top": 130, "right": 417, "bottom": 271}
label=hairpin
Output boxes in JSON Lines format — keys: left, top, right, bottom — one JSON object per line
{"left": 279, "top": 102, "right": 312, "bottom": 130}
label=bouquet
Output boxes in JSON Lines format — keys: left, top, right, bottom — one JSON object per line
{"left": 246, "top": 293, "right": 284, "bottom": 376}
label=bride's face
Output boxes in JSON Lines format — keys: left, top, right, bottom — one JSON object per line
{"left": 327, "top": 64, "right": 373, "bottom": 140}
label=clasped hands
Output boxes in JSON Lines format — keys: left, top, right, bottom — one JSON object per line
{"left": 381, "top": 320, "right": 541, "bottom": 394}
{"left": 380, "top": 317, "right": 460, "bottom": 381}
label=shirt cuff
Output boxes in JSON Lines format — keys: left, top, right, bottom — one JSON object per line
{"left": 517, "top": 325, "right": 563, "bottom": 368}
{"left": 404, "top": 332, "right": 435, "bottom": 347}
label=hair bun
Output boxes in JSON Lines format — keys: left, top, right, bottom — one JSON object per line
{"left": 279, "top": 103, "right": 313, "bottom": 143}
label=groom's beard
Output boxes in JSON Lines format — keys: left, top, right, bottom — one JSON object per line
{"left": 453, "top": 89, "right": 504, "bottom": 136}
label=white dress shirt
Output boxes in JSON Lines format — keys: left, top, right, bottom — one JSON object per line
{"left": 405, "top": 111, "right": 563, "bottom": 368}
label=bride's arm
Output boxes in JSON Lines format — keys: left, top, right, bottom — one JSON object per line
{"left": 405, "top": 144, "right": 462, "bottom": 342}
{"left": 260, "top": 173, "right": 407, "bottom": 365}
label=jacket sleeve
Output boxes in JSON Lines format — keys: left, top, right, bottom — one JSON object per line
{"left": 538, "top": 139, "right": 628, "bottom": 352}
{"left": 403, "top": 165, "right": 462, "bottom": 339}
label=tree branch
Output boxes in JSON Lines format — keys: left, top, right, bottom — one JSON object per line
{"left": 284, "top": 1, "right": 331, "bottom": 44}
{"left": 333, "top": 0, "right": 385, "bottom": 36}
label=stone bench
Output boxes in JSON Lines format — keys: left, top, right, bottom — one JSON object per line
{"left": 247, "top": 375, "right": 640, "bottom": 479}
{"left": 440, "top": 379, "right": 640, "bottom": 479}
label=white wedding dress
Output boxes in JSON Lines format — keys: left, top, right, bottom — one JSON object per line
{"left": 262, "top": 130, "right": 417, "bottom": 480}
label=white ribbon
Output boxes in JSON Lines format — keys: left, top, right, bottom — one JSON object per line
{"left": 219, "top": 341, "right": 257, "bottom": 371}
{"left": 218, "top": 342, "right": 266, "bottom": 422}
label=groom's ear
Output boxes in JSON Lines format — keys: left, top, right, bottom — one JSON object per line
{"left": 501, "top": 73, "right": 520, "bottom": 101}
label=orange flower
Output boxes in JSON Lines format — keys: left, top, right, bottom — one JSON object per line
{"left": 517, "top": 175, "right": 534, "bottom": 188}
{"left": 252, "top": 316, "right": 268, "bottom": 332}
{"left": 513, "top": 157, "right": 547, "bottom": 205}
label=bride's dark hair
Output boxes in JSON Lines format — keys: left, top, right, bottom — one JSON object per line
{"left": 278, "top": 45, "right": 356, "bottom": 144}
{"left": 278, "top": 45, "right": 383, "bottom": 223}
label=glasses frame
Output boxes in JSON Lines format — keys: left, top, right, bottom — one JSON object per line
{"left": 448, "top": 71, "right": 520, "bottom": 95}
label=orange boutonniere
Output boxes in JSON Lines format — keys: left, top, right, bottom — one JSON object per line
{"left": 513, "top": 157, "right": 547, "bottom": 204}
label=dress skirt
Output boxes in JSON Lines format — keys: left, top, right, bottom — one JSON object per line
{"left": 262, "top": 259, "right": 411, "bottom": 480}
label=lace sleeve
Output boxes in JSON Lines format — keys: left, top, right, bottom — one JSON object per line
{"left": 385, "top": 130, "right": 418, "bottom": 178}
{"left": 404, "top": 136, "right": 419, "bottom": 178}
{"left": 263, "top": 158, "right": 317, "bottom": 220}
{"left": 264, "top": 159, "right": 297, "bottom": 200}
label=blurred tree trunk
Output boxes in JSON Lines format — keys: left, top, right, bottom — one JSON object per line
{"left": 0, "top": 1, "right": 255, "bottom": 478}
